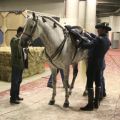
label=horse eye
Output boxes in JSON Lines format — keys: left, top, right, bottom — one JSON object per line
{"left": 30, "top": 25, "right": 33, "bottom": 28}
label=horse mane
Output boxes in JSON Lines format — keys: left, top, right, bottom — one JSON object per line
{"left": 38, "top": 16, "right": 84, "bottom": 49}
{"left": 40, "top": 15, "right": 66, "bottom": 31}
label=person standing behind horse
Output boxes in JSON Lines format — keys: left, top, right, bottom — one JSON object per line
{"left": 82, "top": 34, "right": 111, "bottom": 100}
{"left": 79, "top": 22, "right": 111, "bottom": 111}
{"left": 47, "top": 69, "right": 64, "bottom": 88}
{"left": 10, "top": 27, "right": 28, "bottom": 104}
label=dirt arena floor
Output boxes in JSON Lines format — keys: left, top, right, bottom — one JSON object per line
{"left": 0, "top": 49, "right": 120, "bottom": 120}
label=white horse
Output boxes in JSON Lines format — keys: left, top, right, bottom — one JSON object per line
{"left": 20, "top": 13, "right": 88, "bottom": 107}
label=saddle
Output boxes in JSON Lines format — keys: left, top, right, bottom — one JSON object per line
{"left": 65, "top": 25, "right": 84, "bottom": 48}
{"left": 65, "top": 25, "right": 92, "bottom": 49}
{"left": 65, "top": 25, "right": 83, "bottom": 38}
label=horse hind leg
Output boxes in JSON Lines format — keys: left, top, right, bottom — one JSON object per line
{"left": 63, "top": 68, "right": 70, "bottom": 108}
{"left": 69, "top": 63, "right": 78, "bottom": 95}
{"left": 49, "top": 69, "right": 57, "bottom": 105}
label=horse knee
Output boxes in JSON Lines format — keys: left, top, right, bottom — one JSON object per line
{"left": 73, "top": 69, "right": 78, "bottom": 76}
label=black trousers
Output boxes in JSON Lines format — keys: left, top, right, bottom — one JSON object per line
{"left": 86, "top": 61, "right": 102, "bottom": 88}
{"left": 10, "top": 66, "right": 23, "bottom": 100}
{"left": 100, "top": 67, "right": 106, "bottom": 96}
{"left": 47, "top": 69, "right": 64, "bottom": 85}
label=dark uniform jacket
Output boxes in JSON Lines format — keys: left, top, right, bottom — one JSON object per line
{"left": 10, "top": 35, "right": 25, "bottom": 70}
{"left": 83, "top": 33, "right": 111, "bottom": 71}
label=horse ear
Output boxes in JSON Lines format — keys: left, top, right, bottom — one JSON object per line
{"left": 32, "top": 12, "right": 36, "bottom": 20}
{"left": 36, "top": 16, "right": 38, "bottom": 20}
{"left": 27, "top": 15, "right": 30, "bottom": 18}
{"left": 42, "top": 17, "right": 46, "bottom": 23}
{"left": 53, "top": 22, "right": 57, "bottom": 28}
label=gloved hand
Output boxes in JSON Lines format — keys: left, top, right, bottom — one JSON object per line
{"left": 83, "top": 32, "right": 94, "bottom": 41}
{"left": 65, "top": 25, "right": 72, "bottom": 31}
{"left": 90, "top": 33, "right": 96, "bottom": 38}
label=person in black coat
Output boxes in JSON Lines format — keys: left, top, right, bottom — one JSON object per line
{"left": 83, "top": 38, "right": 111, "bottom": 100}
{"left": 79, "top": 22, "right": 111, "bottom": 111}
{"left": 10, "top": 27, "right": 28, "bottom": 104}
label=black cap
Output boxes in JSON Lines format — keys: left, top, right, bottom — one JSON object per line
{"left": 17, "top": 27, "right": 24, "bottom": 34}
{"left": 95, "top": 22, "right": 111, "bottom": 31}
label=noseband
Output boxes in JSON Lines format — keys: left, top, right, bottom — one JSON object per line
{"left": 23, "top": 19, "right": 38, "bottom": 40}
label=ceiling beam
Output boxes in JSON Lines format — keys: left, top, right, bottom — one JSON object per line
{"left": 97, "top": 0, "right": 120, "bottom": 4}
{"left": 97, "top": 4, "right": 120, "bottom": 7}
{"left": 97, "top": 8, "right": 120, "bottom": 17}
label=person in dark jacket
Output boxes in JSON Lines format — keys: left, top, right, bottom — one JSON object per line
{"left": 79, "top": 22, "right": 111, "bottom": 111}
{"left": 10, "top": 27, "right": 28, "bottom": 104}
{"left": 82, "top": 37, "right": 111, "bottom": 99}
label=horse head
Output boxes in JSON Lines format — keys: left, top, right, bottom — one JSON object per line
{"left": 20, "top": 12, "right": 42, "bottom": 47}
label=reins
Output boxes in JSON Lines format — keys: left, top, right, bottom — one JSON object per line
{"left": 44, "top": 31, "right": 68, "bottom": 68}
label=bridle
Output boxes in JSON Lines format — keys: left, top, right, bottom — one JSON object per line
{"left": 22, "top": 18, "right": 38, "bottom": 42}
{"left": 21, "top": 18, "right": 38, "bottom": 62}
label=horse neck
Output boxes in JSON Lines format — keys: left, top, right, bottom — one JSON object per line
{"left": 37, "top": 19, "right": 88, "bottom": 64}
{"left": 39, "top": 20, "right": 65, "bottom": 55}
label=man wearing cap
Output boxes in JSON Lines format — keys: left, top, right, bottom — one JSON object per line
{"left": 10, "top": 27, "right": 28, "bottom": 104}
{"left": 79, "top": 22, "right": 111, "bottom": 111}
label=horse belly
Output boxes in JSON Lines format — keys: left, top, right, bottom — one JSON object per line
{"left": 72, "top": 49, "right": 88, "bottom": 64}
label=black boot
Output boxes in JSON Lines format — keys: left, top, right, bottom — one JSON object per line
{"left": 94, "top": 87, "right": 101, "bottom": 109}
{"left": 80, "top": 88, "right": 94, "bottom": 111}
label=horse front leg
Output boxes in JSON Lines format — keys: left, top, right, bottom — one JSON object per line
{"left": 49, "top": 68, "right": 57, "bottom": 105}
{"left": 63, "top": 67, "right": 70, "bottom": 108}
{"left": 69, "top": 63, "right": 78, "bottom": 95}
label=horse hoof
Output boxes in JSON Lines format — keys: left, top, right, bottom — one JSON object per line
{"left": 63, "top": 102, "right": 69, "bottom": 108}
{"left": 70, "top": 86, "right": 73, "bottom": 89}
{"left": 48, "top": 100, "right": 55, "bottom": 105}
{"left": 69, "top": 91, "right": 72, "bottom": 95}
{"left": 68, "top": 84, "right": 70, "bottom": 88}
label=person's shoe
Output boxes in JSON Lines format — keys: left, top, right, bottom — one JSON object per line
{"left": 80, "top": 103, "right": 94, "bottom": 111}
{"left": 83, "top": 90, "right": 88, "bottom": 96}
{"left": 99, "top": 97, "right": 103, "bottom": 101}
{"left": 47, "top": 84, "right": 53, "bottom": 88}
{"left": 10, "top": 99, "right": 20, "bottom": 104}
{"left": 103, "top": 93, "right": 106, "bottom": 97}
{"left": 81, "top": 88, "right": 94, "bottom": 111}
{"left": 94, "top": 99, "right": 100, "bottom": 109}
{"left": 17, "top": 97, "right": 24, "bottom": 101}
